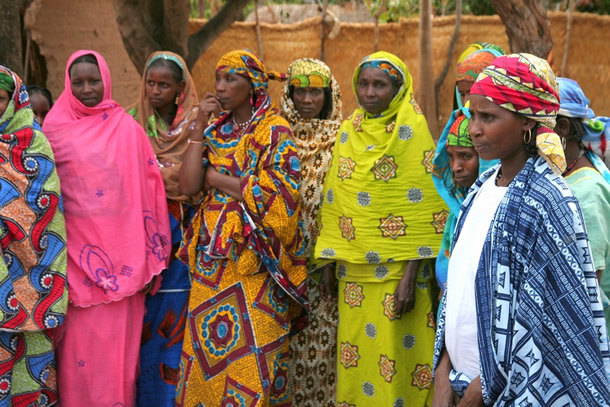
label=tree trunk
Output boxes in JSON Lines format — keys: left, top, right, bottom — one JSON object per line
{"left": 560, "top": 0, "right": 576, "bottom": 76}
{"left": 434, "top": 0, "right": 462, "bottom": 120}
{"left": 254, "top": 0, "right": 263, "bottom": 59}
{"left": 0, "top": 0, "right": 31, "bottom": 77}
{"left": 418, "top": 0, "right": 439, "bottom": 138}
{"left": 112, "top": 0, "right": 250, "bottom": 73}
{"left": 490, "top": 0, "right": 552, "bottom": 58}
{"left": 320, "top": 0, "right": 328, "bottom": 60}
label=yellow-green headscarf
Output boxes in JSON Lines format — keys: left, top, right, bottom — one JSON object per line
{"left": 314, "top": 51, "right": 447, "bottom": 265}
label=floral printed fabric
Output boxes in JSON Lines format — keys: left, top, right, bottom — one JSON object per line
{"left": 281, "top": 58, "right": 342, "bottom": 406}
{"left": 0, "top": 65, "right": 68, "bottom": 406}
{"left": 177, "top": 51, "right": 307, "bottom": 405}
{"left": 314, "top": 50, "right": 446, "bottom": 406}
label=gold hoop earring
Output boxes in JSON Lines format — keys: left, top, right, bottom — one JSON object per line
{"left": 523, "top": 128, "right": 532, "bottom": 144}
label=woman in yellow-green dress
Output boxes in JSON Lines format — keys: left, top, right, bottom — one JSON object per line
{"left": 315, "top": 51, "right": 447, "bottom": 406}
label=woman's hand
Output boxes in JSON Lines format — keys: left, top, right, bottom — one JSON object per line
{"left": 432, "top": 350, "right": 459, "bottom": 407}
{"left": 319, "top": 263, "right": 337, "bottom": 301}
{"left": 195, "top": 93, "right": 222, "bottom": 130}
{"left": 393, "top": 259, "right": 420, "bottom": 315}
{"left": 457, "top": 376, "right": 484, "bottom": 407}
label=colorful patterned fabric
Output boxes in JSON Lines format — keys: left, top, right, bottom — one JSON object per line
{"left": 557, "top": 76, "right": 610, "bottom": 167}
{"left": 454, "top": 43, "right": 505, "bottom": 109}
{"left": 129, "top": 51, "right": 200, "bottom": 205}
{"left": 456, "top": 49, "right": 503, "bottom": 83}
{"left": 216, "top": 49, "right": 286, "bottom": 94}
{"left": 432, "top": 108, "right": 498, "bottom": 292}
{"left": 335, "top": 260, "right": 437, "bottom": 406}
{"left": 360, "top": 60, "right": 403, "bottom": 87}
{"left": 470, "top": 53, "right": 566, "bottom": 174}
{"left": 288, "top": 58, "right": 331, "bottom": 88}
{"left": 177, "top": 50, "right": 307, "bottom": 406}
{"left": 456, "top": 42, "right": 504, "bottom": 65}
{"left": 434, "top": 155, "right": 610, "bottom": 405}
{"left": 0, "top": 65, "right": 68, "bottom": 406}
{"left": 0, "top": 73, "right": 14, "bottom": 92}
{"left": 281, "top": 58, "right": 342, "bottom": 255}
{"left": 314, "top": 51, "right": 446, "bottom": 405}
{"left": 43, "top": 50, "right": 171, "bottom": 405}
{"left": 281, "top": 58, "right": 342, "bottom": 406}
{"left": 446, "top": 110, "right": 472, "bottom": 147}
{"left": 314, "top": 51, "right": 446, "bottom": 265}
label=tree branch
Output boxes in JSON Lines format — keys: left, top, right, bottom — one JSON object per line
{"left": 186, "top": 0, "right": 251, "bottom": 68}
{"left": 111, "top": 0, "right": 162, "bottom": 72}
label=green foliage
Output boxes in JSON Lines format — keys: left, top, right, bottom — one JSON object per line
{"left": 366, "top": 0, "right": 420, "bottom": 21}
{"left": 578, "top": 0, "right": 610, "bottom": 14}
{"left": 432, "top": 0, "right": 495, "bottom": 15}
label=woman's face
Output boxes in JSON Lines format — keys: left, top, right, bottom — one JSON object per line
{"left": 70, "top": 62, "right": 104, "bottom": 107}
{"left": 145, "top": 65, "right": 184, "bottom": 110}
{"left": 215, "top": 71, "right": 252, "bottom": 111}
{"left": 447, "top": 145, "right": 479, "bottom": 188}
{"left": 456, "top": 80, "right": 473, "bottom": 107}
{"left": 29, "top": 92, "right": 51, "bottom": 125}
{"left": 356, "top": 67, "right": 396, "bottom": 115}
{"left": 0, "top": 89, "right": 10, "bottom": 118}
{"left": 292, "top": 87, "right": 325, "bottom": 119}
{"left": 468, "top": 94, "right": 529, "bottom": 162}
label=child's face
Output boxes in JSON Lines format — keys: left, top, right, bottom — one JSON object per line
{"left": 456, "top": 80, "right": 473, "bottom": 107}
{"left": 447, "top": 145, "right": 479, "bottom": 188}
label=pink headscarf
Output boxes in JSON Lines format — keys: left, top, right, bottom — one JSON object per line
{"left": 43, "top": 50, "right": 171, "bottom": 307}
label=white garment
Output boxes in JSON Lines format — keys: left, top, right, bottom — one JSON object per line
{"left": 445, "top": 169, "right": 507, "bottom": 380}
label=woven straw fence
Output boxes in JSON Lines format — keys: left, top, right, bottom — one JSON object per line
{"left": 191, "top": 11, "right": 610, "bottom": 135}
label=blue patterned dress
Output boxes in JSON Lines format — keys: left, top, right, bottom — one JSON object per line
{"left": 434, "top": 155, "right": 610, "bottom": 405}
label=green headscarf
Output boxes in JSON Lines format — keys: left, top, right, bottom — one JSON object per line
{"left": 0, "top": 72, "right": 14, "bottom": 93}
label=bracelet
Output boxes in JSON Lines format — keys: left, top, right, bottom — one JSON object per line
{"left": 188, "top": 138, "right": 203, "bottom": 144}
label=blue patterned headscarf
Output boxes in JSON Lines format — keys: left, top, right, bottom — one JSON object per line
{"left": 360, "top": 59, "right": 403, "bottom": 88}
{"left": 557, "top": 77, "right": 610, "bottom": 174}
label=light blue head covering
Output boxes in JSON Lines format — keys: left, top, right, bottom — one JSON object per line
{"left": 557, "top": 77, "right": 610, "bottom": 182}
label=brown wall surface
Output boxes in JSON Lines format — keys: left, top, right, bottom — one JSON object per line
{"left": 25, "top": 1, "right": 610, "bottom": 136}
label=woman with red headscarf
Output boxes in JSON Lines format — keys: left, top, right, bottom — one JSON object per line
{"left": 432, "top": 53, "right": 610, "bottom": 406}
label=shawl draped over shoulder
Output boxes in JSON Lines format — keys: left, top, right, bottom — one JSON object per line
{"left": 43, "top": 50, "right": 171, "bottom": 307}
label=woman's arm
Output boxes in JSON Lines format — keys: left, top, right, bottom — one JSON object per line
{"left": 432, "top": 349, "right": 459, "bottom": 407}
{"left": 179, "top": 93, "right": 221, "bottom": 196}
{"left": 205, "top": 166, "right": 243, "bottom": 201}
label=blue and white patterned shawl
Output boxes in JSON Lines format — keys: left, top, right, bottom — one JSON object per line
{"left": 433, "top": 155, "right": 610, "bottom": 405}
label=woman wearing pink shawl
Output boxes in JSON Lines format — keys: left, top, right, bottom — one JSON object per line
{"left": 43, "top": 50, "right": 171, "bottom": 406}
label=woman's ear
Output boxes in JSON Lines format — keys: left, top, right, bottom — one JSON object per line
{"left": 554, "top": 116, "right": 570, "bottom": 140}
{"left": 523, "top": 117, "right": 537, "bottom": 133}
{"left": 178, "top": 80, "right": 186, "bottom": 94}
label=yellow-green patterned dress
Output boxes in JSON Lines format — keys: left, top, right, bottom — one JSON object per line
{"left": 314, "top": 51, "right": 447, "bottom": 406}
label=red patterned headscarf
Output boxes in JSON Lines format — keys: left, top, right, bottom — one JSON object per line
{"left": 470, "top": 53, "right": 566, "bottom": 174}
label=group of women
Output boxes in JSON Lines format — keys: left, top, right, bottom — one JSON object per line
{"left": 0, "top": 40, "right": 608, "bottom": 407}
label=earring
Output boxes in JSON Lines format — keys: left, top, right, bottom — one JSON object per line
{"left": 561, "top": 137, "right": 567, "bottom": 149}
{"left": 249, "top": 90, "right": 255, "bottom": 106}
{"left": 175, "top": 94, "right": 180, "bottom": 104}
{"left": 523, "top": 128, "right": 532, "bottom": 144}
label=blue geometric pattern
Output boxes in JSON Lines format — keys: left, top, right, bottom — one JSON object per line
{"left": 434, "top": 156, "right": 610, "bottom": 405}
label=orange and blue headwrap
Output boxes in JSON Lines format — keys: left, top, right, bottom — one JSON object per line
{"left": 216, "top": 49, "right": 286, "bottom": 94}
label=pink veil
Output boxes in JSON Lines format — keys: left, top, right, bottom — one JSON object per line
{"left": 43, "top": 50, "right": 171, "bottom": 307}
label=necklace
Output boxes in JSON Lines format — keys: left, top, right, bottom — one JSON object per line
{"left": 562, "top": 149, "right": 585, "bottom": 176}
{"left": 231, "top": 115, "right": 252, "bottom": 135}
